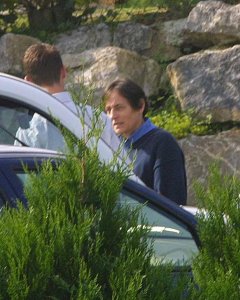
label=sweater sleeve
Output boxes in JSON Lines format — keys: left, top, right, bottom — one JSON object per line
{"left": 153, "top": 134, "right": 187, "bottom": 205}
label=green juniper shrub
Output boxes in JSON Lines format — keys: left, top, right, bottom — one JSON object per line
{"left": 190, "top": 163, "right": 240, "bottom": 299}
{"left": 0, "top": 106, "right": 191, "bottom": 299}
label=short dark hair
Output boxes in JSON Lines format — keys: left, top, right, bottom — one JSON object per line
{"left": 23, "top": 43, "right": 63, "bottom": 86}
{"left": 104, "top": 78, "right": 148, "bottom": 116}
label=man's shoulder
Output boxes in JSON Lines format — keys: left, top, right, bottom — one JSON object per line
{"left": 145, "top": 127, "right": 175, "bottom": 140}
{"left": 134, "top": 127, "right": 179, "bottom": 150}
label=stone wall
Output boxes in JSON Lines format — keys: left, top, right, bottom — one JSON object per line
{"left": 1, "top": 0, "right": 240, "bottom": 206}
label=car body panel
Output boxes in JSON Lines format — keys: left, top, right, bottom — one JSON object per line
{"left": 0, "top": 73, "right": 145, "bottom": 185}
{"left": 0, "top": 73, "right": 199, "bottom": 261}
{"left": 0, "top": 145, "right": 200, "bottom": 266}
{"left": 0, "top": 72, "right": 118, "bottom": 164}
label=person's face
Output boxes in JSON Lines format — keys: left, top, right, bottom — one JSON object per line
{"left": 105, "top": 90, "right": 145, "bottom": 138}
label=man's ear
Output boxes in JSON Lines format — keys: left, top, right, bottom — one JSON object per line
{"left": 24, "top": 75, "right": 33, "bottom": 82}
{"left": 140, "top": 98, "right": 145, "bottom": 113}
{"left": 61, "top": 66, "right": 67, "bottom": 80}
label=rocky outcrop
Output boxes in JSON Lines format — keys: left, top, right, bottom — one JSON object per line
{"left": 0, "top": 33, "right": 39, "bottom": 75}
{"left": 54, "top": 20, "right": 184, "bottom": 61}
{"left": 113, "top": 22, "right": 154, "bottom": 54}
{"left": 183, "top": 1, "right": 240, "bottom": 48}
{"left": 62, "top": 46, "right": 162, "bottom": 102}
{"left": 157, "top": 18, "right": 186, "bottom": 60}
{"left": 165, "top": 1, "right": 240, "bottom": 205}
{"left": 55, "top": 22, "right": 156, "bottom": 56}
{"left": 179, "top": 129, "right": 240, "bottom": 206}
{"left": 55, "top": 23, "right": 112, "bottom": 54}
{"left": 167, "top": 45, "right": 240, "bottom": 122}
{"left": 1, "top": 0, "right": 240, "bottom": 207}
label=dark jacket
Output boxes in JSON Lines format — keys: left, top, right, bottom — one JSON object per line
{"left": 129, "top": 128, "right": 187, "bottom": 205}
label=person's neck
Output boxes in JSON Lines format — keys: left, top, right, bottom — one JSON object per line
{"left": 123, "top": 118, "right": 145, "bottom": 139}
{"left": 42, "top": 84, "right": 65, "bottom": 95}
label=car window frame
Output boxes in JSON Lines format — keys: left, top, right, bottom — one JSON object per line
{"left": 123, "top": 179, "right": 201, "bottom": 248}
{"left": 0, "top": 157, "right": 47, "bottom": 208}
{"left": 0, "top": 91, "right": 122, "bottom": 167}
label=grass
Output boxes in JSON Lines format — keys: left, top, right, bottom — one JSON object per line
{"left": 5, "top": 5, "right": 170, "bottom": 36}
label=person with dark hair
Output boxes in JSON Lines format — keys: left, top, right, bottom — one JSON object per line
{"left": 22, "top": 43, "right": 74, "bottom": 108}
{"left": 15, "top": 43, "right": 119, "bottom": 152}
{"left": 104, "top": 78, "right": 187, "bottom": 205}
{"left": 23, "top": 43, "right": 66, "bottom": 89}
{"left": 14, "top": 43, "right": 74, "bottom": 150}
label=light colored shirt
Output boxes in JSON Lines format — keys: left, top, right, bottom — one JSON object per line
{"left": 14, "top": 91, "right": 121, "bottom": 153}
{"left": 121, "top": 118, "right": 157, "bottom": 149}
{"left": 53, "top": 91, "right": 76, "bottom": 111}
{"left": 14, "top": 92, "right": 72, "bottom": 151}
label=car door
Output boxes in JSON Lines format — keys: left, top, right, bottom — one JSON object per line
{"left": 120, "top": 180, "right": 200, "bottom": 266}
{"left": 0, "top": 167, "right": 20, "bottom": 209}
{"left": 0, "top": 153, "right": 199, "bottom": 267}
{"left": 0, "top": 157, "right": 38, "bottom": 209}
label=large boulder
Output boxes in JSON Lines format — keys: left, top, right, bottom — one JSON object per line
{"left": 179, "top": 129, "right": 240, "bottom": 206}
{"left": 113, "top": 22, "right": 154, "bottom": 54}
{"left": 55, "top": 23, "right": 112, "bottom": 54}
{"left": 62, "top": 46, "right": 162, "bottom": 104}
{"left": 157, "top": 18, "right": 186, "bottom": 60}
{"left": 0, "top": 33, "right": 39, "bottom": 76}
{"left": 55, "top": 22, "right": 156, "bottom": 57}
{"left": 167, "top": 45, "right": 240, "bottom": 122}
{"left": 183, "top": 0, "right": 240, "bottom": 48}
{"left": 54, "top": 20, "right": 184, "bottom": 61}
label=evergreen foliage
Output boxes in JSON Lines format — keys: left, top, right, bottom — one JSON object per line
{"left": 148, "top": 96, "right": 212, "bottom": 139}
{"left": 190, "top": 163, "right": 240, "bottom": 299}
{"left": 0, "top": 115, "right": 190, "bottom": 299}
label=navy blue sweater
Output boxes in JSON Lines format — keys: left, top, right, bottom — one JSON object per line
{"left": 129, "top": 128, "right": 187, "bottom": 205}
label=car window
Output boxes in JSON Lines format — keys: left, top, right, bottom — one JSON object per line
{"left": 3, "top": 157, "right": 198, "bottom": 267}
{"left": 0, "top": 97, "right": 66, "bottom": 151}
{"left": 16, "top": 168, "right": 199, "bottom": 268}
{"left": 0, "top": 102, "right": 29, "bottom": 144}
{"left": 16, "top": 172, "right": 30, "bottom": 187}
{"left": 119, "top": 190, "right": 199, "bottom": 266}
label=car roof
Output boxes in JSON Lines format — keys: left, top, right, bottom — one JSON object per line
{"left": 0, "top": 145, "right": 60, "bottom": 158}
{"left": 0, "top": 144, "right": 144, "bottom": 183}
{"left": 0, "top": 73, "right": 115, "bottom": 158}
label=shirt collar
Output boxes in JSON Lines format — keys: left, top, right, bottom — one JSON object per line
{"left": 121, "top": 118, "right": 156, "bottom": 148}
{"left": 52, "top": 91, "right": 73, "bottom": 104}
